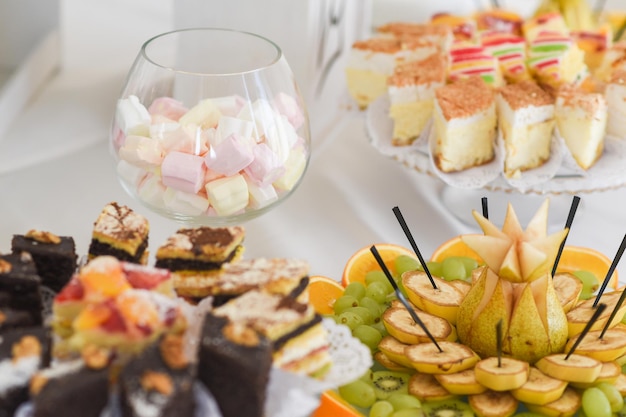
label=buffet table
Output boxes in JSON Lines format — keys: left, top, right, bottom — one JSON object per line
{"left": 1, "top": 0, "right": 626, "bottom": 282}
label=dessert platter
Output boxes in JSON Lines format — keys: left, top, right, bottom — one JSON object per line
{"left": 346, "top": 4, "right": 626, "bottom": 195}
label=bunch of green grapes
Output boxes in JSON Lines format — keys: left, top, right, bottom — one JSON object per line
{"left": 580, "top": 383, "right": 624, "bottom": 417}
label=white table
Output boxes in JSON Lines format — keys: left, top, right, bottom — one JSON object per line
{"left": 1, "top": 0, "right": 626, "bottom": 283}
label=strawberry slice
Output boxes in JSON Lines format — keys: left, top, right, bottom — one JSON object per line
{"left": 122, "top": 262, "right": 171, "bottom": 290}
{"left": 55, "top": 277, "right": 85, "bottom": 302}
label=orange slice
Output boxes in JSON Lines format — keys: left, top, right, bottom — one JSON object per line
{"left": 430, "top": 235, "right": 483, "bottom": 264}
{"left": 556, "top": 245, "right": 618, "bottom": 290}
{"left": 308, "top": 275, "right": 344, "bottom": 315}
{"left": 342, "top": 243, "right": 416, "bottom": 287}
{"left": 312, "top": 390, "right": 365, "bottom": 417}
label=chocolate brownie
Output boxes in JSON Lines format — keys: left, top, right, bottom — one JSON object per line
{"left": 0, "top": 252, "right": 43, "bottom": 325}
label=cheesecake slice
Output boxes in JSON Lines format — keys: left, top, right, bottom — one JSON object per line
{"left": 605, "top": 69, "right": 626, "bottom": 138}
{"left": 555, "top": 86, "right": 608, "bottom": 170}
{"left": 496, "top": 81, "right": 555, "bottom": 177}
{"left": 387, "top": 53, "right": 447, "bottom": 145}
{"left": 433, "top": 76, "right": 497, "bottom": 173}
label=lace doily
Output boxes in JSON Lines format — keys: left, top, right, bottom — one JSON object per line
{"left": 367, "top": 94, "right": 626, "bottom": 194}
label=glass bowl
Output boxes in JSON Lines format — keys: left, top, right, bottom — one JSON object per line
{"left": 110, "top": 28, "right": 311, "bottom": 225}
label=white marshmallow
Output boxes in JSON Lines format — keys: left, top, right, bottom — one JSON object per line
{"left": 273, "top": 92, "right": 305, "bottom": 130}
{"left": 212, "top": 95, "right": 246, "bottom": 117}
{"left": 237, "top": 98, "right": 277, "bottom": 140}
{"left": 118, "top": 135, "right": 165, "bottom": 168}
{"left": 179, "top": 98, "right": 222, "bottom": 129}
{"left": 160, "top": 125, "right": 208, "bottom": 155}
{"left": 163, "top": 187, "right": 210, "bottom": 216}
{"left": 264, "top": 115, "right": 296, "bottom": 163}
{"left": 215, "top": 116, "right": 255, "bottom": 145}
{"left": 273, "top": 147, "right": 307, "bottom": 191}
{"left": 243, "top": 143, "right": 285, "bottom": 187}
{"left": 205, "top": 174, "right": 249, "bottom": 216}
{"left": 116, "top": 95, "right": 151, "bottom": 136}
{"left": 161, "top": 151, "right": 206, "bottom": 194}
{"left": 116, "top": 160, "right": 148, "bottom": 186}
{"left": 138, "top": 174, "right": 166, "bottom": 209}
{"left": 205, "top": 134, "right": 254, "bottom": 176}
{"left": 244, "top": 174, "right": 278, "bottom": 209}
{"left": 148, "top": 97, "right": 188, "bottom": 121}
{"left": 149, "top": 117, "right": 180, "bottom": 140}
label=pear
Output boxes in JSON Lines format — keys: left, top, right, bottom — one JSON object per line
{"left": 510, "top": 367, "right": 568, "bottom": 406}
{"left": 468, "top": 390, "right": 519, "bottom": 417}
{"left": 404, "top": 341, "right": 480, "bottom": 375}
{"left": 564, "top": 328, "right": 626, "bottom": 362}
{"left": 434, "top": 368, "right": 487, "bottom": 395}
{"left": 525, "top": 387, "right": 581, "bottom": 417}
{"left": 402, "top": 271, "right": 463, "bottom": 324}
{"left": 408, "top": 372, "right": 458, "bottom": 402}
{"left": 552, "top": 273, "right": 584, "bottom": 313}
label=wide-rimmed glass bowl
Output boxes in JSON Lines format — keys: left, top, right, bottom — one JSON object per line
{"left": 110, "top": 28, "right": 310, "bottom": 225}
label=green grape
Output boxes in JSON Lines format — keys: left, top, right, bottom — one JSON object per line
{"left": 581, "top": 387, "right": 612, "bottom": 417}
{"left": 370, "top": 320, "right": 389, "bottom": 337}
{"left": 579, "top": 290, "right": 594, "bottom": 301}
{"left": 390, "top": 409, "right": 423, "bottom": 417}
{"left": 360, "top": 369, "right": 374, "bottom": 385}
{"left": 596, "top": 382, "right": 624, "bottom": 412}
{"left": 367, "top": 281, "right": 391, "bottom": 304}
{"left": 344, "top": 282, "right": 367, "bottom": 300}
{"left": 395, "top": 255, "right": 420, "bottom": 275}
{"left": 573, "top": 270, "right": 600, "bottom": 293}
{"left": 511, "top": 413, "right": 544, "bottom": 417}
{"left": 345, "top": 306, "right": 375, "bottom": 325}
{"left": 338, "top": 380, "right": 377, "bottom": 408}
{"left": 338, "top": 311, "right": 365, "bottom": 330}
{"left": 441, "top": 257, "right": 466, "bottom": 281}
{"left": 424, "top": 261, "right": 443, "bottom": 278}
{"left": 366, "top": 271, "right": 394, "bottom": 293}
{"left": 450, "top": 256, "right": 479, "bottom": 277}
{"left": 370, "top": 400, "right": 394, "bottom": 417}
{"left": 353, "top": 324, "right": 383, "bottom": 351}
{"left": 360, "top": 296, "right": 383, "bottom": 321}
{"left": 333, "top": 295, "right": 359, "bottom": 315}
{"left": 387, "top": 393, "right": 422, "bottom": 411}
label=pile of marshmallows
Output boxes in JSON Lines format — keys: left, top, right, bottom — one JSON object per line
{"left": 113, "top": 92, "right": 308, "bottom": 217}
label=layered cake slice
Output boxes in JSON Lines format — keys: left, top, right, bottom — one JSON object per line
{"left": 345, "top": 37, "right": 440, "bottom": 109}
{"left": 555, "top": 86, "right": 608, "bottom": 170}
{"left": 448, "top": 44, "right": 504, "bottom": 87}
{"left": 155, "top": 226, "right": 245, "bottom": 299}
{"left": 11, "top": 230, "right": 78, "bottom": 292}
{"left": 30, "top": 348, "right": 111, "bottom": 417}
{"left": 480, "top": 30, "right": 530, "bottom": 83}
{"left": 0, "top": 252, "right": 43, "bottom": 326}
{"left": 474, "top": 9, "right": 523, "bottom": 35}
{"left": 522, "top": 12, "right": 569, "bottom": 42}
{"left": 433, "top": 76, "right": 497, "bottom": 172}
{"left": 376, "top": 22, "right": 453, "bottom": 51}
{"left": 571, "top": 24, "right": 613, "bottom": 72}
{"left": 88, "top": 202, "right": 150, "bottom": 264}
{"left": 429, "top": 13, "right": 477, "bottom": 42}
{"left": 527, "top": 31, "right": 588, "bottom": 90}
{"left": 606, "top": 69, "right": 626, "bottom": 138}
{"left": 387, "top": 54, "right": 447, "bottom": 146}
{"left": 0, "top": 326, "right": 51, "bottom": 416}
{"left": 213, "top": 289, "right": 332, "bottom": 378}
{"left": 119, "top": 334, "right": 195, "bottom": 417}
{"left": 496, "top": 81, "right": 556, "bottom": 177}
{"left": 199, "top": 314, "right": 272, "bottom": 417}
{"left": 593, "top": 40, "right": 626, "bottom": 82}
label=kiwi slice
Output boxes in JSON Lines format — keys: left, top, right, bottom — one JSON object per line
{"left": 371, "top": 370, "right": 410, "bottom": 400}
{"left": 422, "top": 399, "right": 474, "bottom": 416}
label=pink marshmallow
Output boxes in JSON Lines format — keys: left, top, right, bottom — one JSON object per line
{"left": 273, "top": 92, "right": 305, "bottom": 130}
{"left": 161, "top": 151, "right": 206, "bottom": 194}
{"left": 244, "top": 142, "right": 285, "bottom": 187}
{"left": 204, "top": 134, "right": 254, "bottom": 176}
{"left": 148, "top": 97, "right": 188, "bottom": 121}
{"left": 160, "top": 125, "right": 208, "bottom": 155}
{"left": 118, "top": 135, "right": 165, "bottom": 168}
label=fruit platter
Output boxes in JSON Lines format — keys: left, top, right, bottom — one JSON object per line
{"left": 310, "top": 198, "right": 626, "bottom": 417}
{"left": 346, "top": 2, "right": 626, "bottom": 194}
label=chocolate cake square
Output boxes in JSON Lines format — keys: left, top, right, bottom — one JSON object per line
{"left": 0, "top": 306, "right": 38, "bottom": 333}
{"left": 119, "top": 334, "right": 196, "bottom": 417}
{"left": 30, "top": 358, "right": 110, "bottom": 417}
{"left": 198, "top": 314, "right": 272, "bottom": 417}
{"left": 0, "top": 326, "right": 51, "bottom": 417}
{"left": 88, "top": 202, "right": 150, "bottom": 264}
{"left": 11, "top": 230, "right": 78, "bottom": 292}
{"left": 0, "top": 252, "right": 43, "bottom": 326}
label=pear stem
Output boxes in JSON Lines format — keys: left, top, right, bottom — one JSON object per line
{"left": 392, "top": 206, "right": 437, "bottom": 290}
{"left": 370, "top": 245, "right": 443, "bottom": 352}
{"left": 481, "top": 197, "right": 488, "bottom": 219}
{"left": 565, "top": 303, "right": 606, "bottom": 360}
{"left": 599, "top": 286, "right": 626, "bottom": 339}
{"left": 593, "top": 233, "right": 626, "bottom": 308}
{"left": 551, "top": 196, "right": 580, "bottom": 278}
{"left": 496, "top": 318, "right": 502, "bottom": 368}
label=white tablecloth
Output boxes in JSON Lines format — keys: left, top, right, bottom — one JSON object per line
{"left": 2, "top": 0, "right": 626, "bottom": 282}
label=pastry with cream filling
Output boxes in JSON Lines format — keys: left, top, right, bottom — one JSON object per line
{"left": 606, "top": 69, "right": 626, "bottom": 138}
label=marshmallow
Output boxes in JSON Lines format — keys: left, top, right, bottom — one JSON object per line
{"left": 243, "top": 143, "right": 285, "bottom": 187}
{"left": 179, "top": 98, "right": 222, "bottom": 129}
{"left": 205, "top": 134, "right": 254, "bottom": 176}
{"left": 215, "top": 116, "right": 255, "bottom": 146}
{"left": 273, "top": 92, "right": 305, "bottom": 130}
{"left": 118, "top": 135, "right": 165, "bottom": 168}
{"left": 161, "top": 151, "right": 206, "bottom": 194}
{"left": 244, "top": 174, "right": 278, "bottom": 209}
{"left": 149, "top": 116, "right": 180, "bottom": 140}
{"left": 237, "top": 98, "right": 277, "bottom": 140}
{"left": 205, "top": 174, "right": 249, "bottom": 216}
{"left": 138, "top": 174, "right": 167, "bottom": 209}
{"left": 273, "top": 147, "right": 307, "bottom": 191}
{"left": 116, "top": 95, "right": 151, "bottom": 136}
{"left": 163, "top": 187, "right": 210, "bottom": 216}
{"left": 148, "top": 97, "right": 188, "bottom": 121}
{"left": 212, "top": 95, "right": 246, "bottom": 117}
{"left": 117, "top": 160, "right": 148, "bottom": 187}
{"left": 264, "top": 115, "right": 296, "bottom": 163}
{"left": 160, "top": 125, "right": 208, "bottom": 155}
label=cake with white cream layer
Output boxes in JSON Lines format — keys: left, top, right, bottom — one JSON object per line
{"left": 387, "top": 53, "right": 447, "bottom": 145}
{"left": 496, "top": 81, "right": 555, "bottom": 177}
{"left": 555, "top": 86, "right": 608, "bottom": 170}
{"left": 433, "top": 76, "right": 497, "bottom": 173}
{"left": 606, "top": 69, "right": 626, "bottom": 138}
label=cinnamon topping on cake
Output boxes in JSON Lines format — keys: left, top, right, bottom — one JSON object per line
{"left": 223, "top": 322, "right": 260, "bottom": 347}
{"left": 0, "top": 259, "right": 11, "bottom": 273}
{"left": 498, "top": 81, "right": 553, "bottom": 110}
{"left": 82, "top": 344, "right": 110, "bottom": 370}
{"left": 351, "top": 38, "right": 403, "bottom": 53}
{"left": 557, "top": 86, "right": 607, "bottom": 115}
{"left": 436, "top": 76, "right": 495, "bottom": 120}
{"left": 93, "top": 202, "right": 149, "bottom": 241}
{"left": 25, "top": 229, "right": 61, "bottom": 244}
{"left": 388, "top": 54, "right": 447, "bottom": 87}
{"left": 12, "top": 335, "right": 42, "bottom": 362}
{"left": 159, "top": 334, "right": 189, "bottom": 369}
{"left": 141, "top": 371, "right": 173, "bottom": 396}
